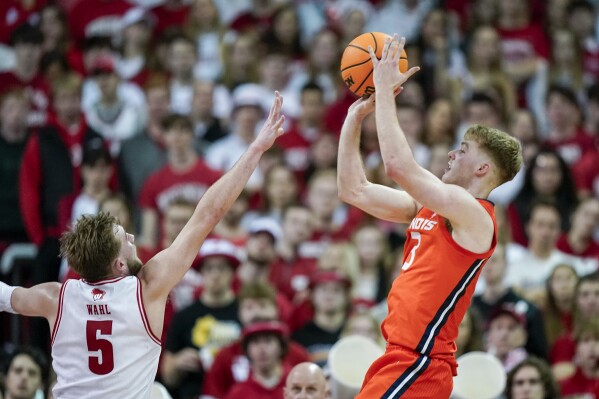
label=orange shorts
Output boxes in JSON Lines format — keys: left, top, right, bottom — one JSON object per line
{"left": 355, "top": 346, "right": 454, "bottom": 399}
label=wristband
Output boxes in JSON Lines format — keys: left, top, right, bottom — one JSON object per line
{"left": 0, "top": 282, "right": 18, "bottom": 314}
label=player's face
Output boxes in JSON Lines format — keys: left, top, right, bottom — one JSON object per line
{"left": 247, "top": 334, "right": 282, "bottom": 370}
{"left": 5, "top": 354, "right": 42, "bottom": 399}
{"left": 115, "top": 225, "right": 142, "bottom": 276}
{"left": 442, "top": 141, "right": 486, "bottom": 186}
{"left": 511, "top": 366, "right": 544, "bottom": 399}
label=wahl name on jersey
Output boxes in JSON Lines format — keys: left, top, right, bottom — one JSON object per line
{"left": 87, "top": 304, "right": 111, "bottom": 315}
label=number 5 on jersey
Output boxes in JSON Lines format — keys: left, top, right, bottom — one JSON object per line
{"left": 86, "top": 320, "right": 114, "bottom": 375}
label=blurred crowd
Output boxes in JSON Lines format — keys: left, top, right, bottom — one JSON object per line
{"left": 0, "top": 0, "right": 599, "bottom": 398}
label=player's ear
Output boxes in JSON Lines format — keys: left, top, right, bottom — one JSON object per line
{"left": 475, "top": 162, "right": 490, "bottom": 177}
{"left": 112, "top": 257, "right": 127, "bottom": 276}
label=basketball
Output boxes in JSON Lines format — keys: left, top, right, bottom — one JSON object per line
{"left": 340, "top": 32, "right": 409, "bottom": 98}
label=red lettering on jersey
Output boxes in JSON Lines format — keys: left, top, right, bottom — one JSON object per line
{"left": 87, "top": 304, "right": 93, "bottom": 315}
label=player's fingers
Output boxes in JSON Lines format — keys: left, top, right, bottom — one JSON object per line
{"left": 368, "top": 45, "right": 378, "bottom": 65}
{"left": 382, "top": 35, "right": 392, "bottom": 60}
{"left": 393, "top": 35, "right": 403, "bottom": 62}
{"left": 404, "top": 66, "right": 420, "bottom": 80}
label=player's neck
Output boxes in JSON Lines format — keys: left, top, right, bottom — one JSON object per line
{"left": 463, "top": 181, "right": 492, "bottom": 201}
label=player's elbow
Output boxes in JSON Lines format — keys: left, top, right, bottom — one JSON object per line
{"left": 384, "top": 158, "right": 417, "bottom": 183}
{"left": 337, "top": 182, "right": 361, "bottom": 205}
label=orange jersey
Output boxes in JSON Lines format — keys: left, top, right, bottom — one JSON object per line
{"left": 381, "top": 199, "right": 497, "bottom": 361}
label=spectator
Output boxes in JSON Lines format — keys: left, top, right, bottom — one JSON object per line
{"left": 454, "top": 25, "right": 516, "bottom": 121}
{"left": 99, "top": 193, "right": 133, "bottom": 232}
{"left": 212, "top": 191, "right": 250, "bottom": 245}
{"left": 184, "top": 0, "right": 223, "bottom": 82}
{"left": 283, "top": 362, "right": 329, "bottom": 399}
{"left": 504, "top": 356, "right": 560, "bottom": 399}
{"left": 118, "top": 74, "right": 169, "bottom": 205}
{"left": 19, "top": 72, "right": 103, "bottom": 284}
{"left": 505, "top": 199, "right": 596, "bottom": 297}
{"left": 567, "top": 0, "right": 599, "bottom": 84}
{"left": 206, "top": 83, "right": 266, "bottom": 192}
{"left": 556, "top": 197, "right": 599, "bottom": 263}
{"left": 225, "top": 320, "right": 289, "bottom": 399}
{"left": 237, "top": 217, "right": 283, "bottom": 287}
{"left": 366, "top": 0, "right": 435, "bottom": 43}
{"left": 396, "top": 103, "right": 429, "bottom": 168}
{"left": 190, "top": 81, "right": 228, "bottom": 147}
{"left": 484, "top": 305, "right": 529, "bottom": 372}
{"left": 352, "top": 224, "right": 391, "bottom": 306}
{"left": 551, "top": 272, "right": 599, "bottom": 381}
{"left": 342, "top": 310, "right": 385, "bottom": 348}
{"left": 151, "top": 0, "right": 190, "bottom": 40}
{"left": 262, "top": 4, "right": 304, "bottom": 60}
{"left": 543, "top": 85, "right": 594, "bottom": 167}
{"left": 67, "top": 0, "right": 132, "bottom": 47}
{"left": 292, "top": 271, "right": 351, "bottom": 366}
{"left": 203, "top": 281, "right": 308, "bottom": 399}
{"left": 277, "top": 82, "right": 327, "bottom": 174}
{"left": 0, "top": 23, "right": 50, "bottom": 128}
{"left": 269, "top": 204, "right": 316, "bottom": 303}
{"left": 2, "top": 347, "right": 48, "bottom": 399}
{"left": 161, "top": 238, "right": 242, "bottom": 399}
{"left": 303, "top": 169, "right": 351, "bottom": 257}
{"left": 0, "top": 1, "right": 47, "bottom": 45}
{"left": 422, "top": 97, "right": 457, "bottom": 146}
{"left": 219, "top": 32, "right": 261, "bottom": 92}
{"left": 249, "top": 164, "right": 300, "bottom": 224}
{"left": 138, "top": 113, "right": 221, "bottom": 249}
{"left": 0, "top": 89, "right": 30, "bottom": 250}
{"left": 508, "top": 109, "right": 540, "bottom": 168}
{"left": 543, "top": 264, "right": 579, "bottom": 349}
{"left": 115, "top": 7, "right": 154, "bottom": 87}
{"left": 455, "top": 307, "right": 484, "bottom": 358}
{"left": 560, "top": 318, "right": 599, "bottom": 397}
{"left": 507, "top": 149, "right": 578, "bottom": 246}
{"left": 473, "top": 244, "right": 548, "bottom": 359}
{"left": 83, "top": 55, "right": 145, "bottom": 156}
{"left": 454, "top": 92, "right": 503, "bottom": 146}
{"left": 167, "top": 34, "right": 198, "bottom": 115}
{"left": 38, "top": 4, "right": 70, "bottom": 55}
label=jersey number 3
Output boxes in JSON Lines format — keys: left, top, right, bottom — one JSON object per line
{"left": 402, "top": 232, "right": 421, "bottom": 271}
{"left": 86, "top": 320, "right": 114, "bottom": 375}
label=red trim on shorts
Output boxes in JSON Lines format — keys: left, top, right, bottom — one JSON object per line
{"left": 82, "top": 276, "right": 127, "bottom": 286}
{"left": 136, "top": 278, "right": 161, "bottom": 345}
{"left": 51, "top": 280, "right": 69, "bottom": 346}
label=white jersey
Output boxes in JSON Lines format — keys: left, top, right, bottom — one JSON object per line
{"left": 51, "top": 276, "right": 162, "bottom": 399}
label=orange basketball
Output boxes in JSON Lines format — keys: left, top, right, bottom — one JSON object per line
{"left": 340, "top": 32, "right": 409, "bottom": 98}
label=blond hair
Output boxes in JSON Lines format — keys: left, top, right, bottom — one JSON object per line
{"left": 59, "top": 213, "right": 120, "bottom": 281}
{"left": 464, "top": 125, "right": 522, "bottom": 186}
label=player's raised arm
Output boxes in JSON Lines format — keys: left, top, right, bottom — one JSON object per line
{"left": 369, "top": 35, "right": 521, "bottom": 237}
{"left": 141, "top": 92, "right": 285, "bottom": 299}
{"left": 337, "top": 95, "right": 419, "bottom": 223}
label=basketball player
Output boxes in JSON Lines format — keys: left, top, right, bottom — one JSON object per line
{"left": 0, "top": 92, "right": 286, "bottom": 399}
{"left": 337, "top": 35, "right": 522, "bottom": 398}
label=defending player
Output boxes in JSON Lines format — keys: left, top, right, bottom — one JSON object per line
{"left": 0, "top": 92, "right": 286, "bottom": 399}
{"left": 337, "top": 35, "right": 522, "bottom": 398}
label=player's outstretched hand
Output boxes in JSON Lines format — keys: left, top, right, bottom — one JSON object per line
{"left": 348, "top": 95, "right": 375, "bottom": 119}
{"left": 369, "top": 34, "right": 419, "bottom": 93}
{"left": 252, "top": 91, "right": 285, "bottom": 152}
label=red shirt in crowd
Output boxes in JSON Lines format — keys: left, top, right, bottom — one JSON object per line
{"left": 556, "top": 234, "right": 599, "bottom": 263}
{"left": 0, "top": 71, "right": 51, "bottom": 127}
{"left": 561, "top": 368, "right": 599, "bottom": 397}
{"left": 150, "top": 3, "right": 190, "bottom": 39}
{"left": 203, "top": 340, "right": 308, "bottom": 398}
{"left": 497, "top": 23, "right": 549, "bottom": 62}
{"left": 0, "top": 0, "right": 47, "bottom": 44}
{"left": 224, "top": 371, "right": 287, "bottom": 399}
{"left": 19, "top": 115, "right": 91, "bottom": 245}
{"left": 573, "top": 148, "right": 599, "bottom": 198}
{"left": 67, "top": 0, "right": 132, "bottom": 46}
{"left": 268, "top": 257, "right": 317, "bottom": 304}
{"left": 138, "top": 159, "right": 221, "bottom": 215}
{"left": 543, "top": 129, "right": 596, "bottom": 168}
